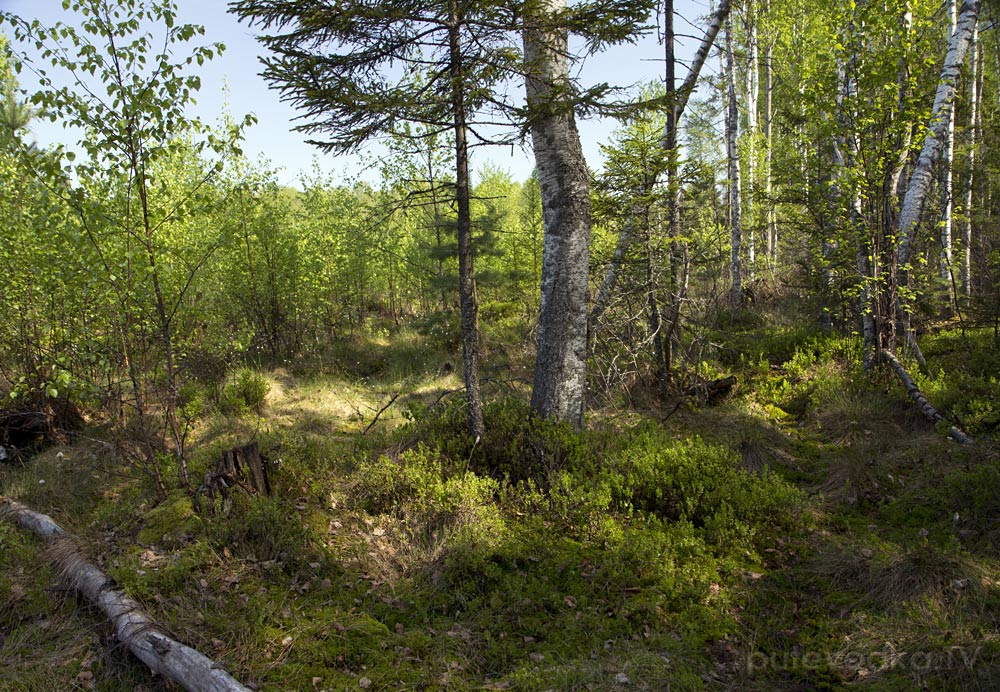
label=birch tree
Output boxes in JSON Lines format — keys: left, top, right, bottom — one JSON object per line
{"left": 961, "top": 16, "right": 980, "bottom": 298}
{"left": 590, "top": 0, "right": 731, "bottom": 327}
{"left": 896, "top": 0, "right": 981, "bottom": 270}
{"left": 940, "top": 0, "right": 958, "bottom": 313}
{"left": 521, "top": 0, "right": 654, "bottom": 423}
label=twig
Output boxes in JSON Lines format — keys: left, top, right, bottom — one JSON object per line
{"left": 362, "top": 392, "right": 401, "bottom": 435}
{"left": 428, "top": 387, "right": 465, "bottom": 410}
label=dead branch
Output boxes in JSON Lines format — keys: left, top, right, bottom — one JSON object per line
{"left": 880, "top": 350, "right": 974, "bottom": 445}
{"left": 363, "top": 392, "right": 401, "bottom": 435}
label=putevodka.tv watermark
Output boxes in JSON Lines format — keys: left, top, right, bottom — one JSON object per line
{"left": 745, "top": 646, "right": 982, "bottom": 674}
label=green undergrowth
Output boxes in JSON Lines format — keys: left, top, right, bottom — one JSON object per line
{"left": 1, "top": 323, "right": 999, "bottom": 690}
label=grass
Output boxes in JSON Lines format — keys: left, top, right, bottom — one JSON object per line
{"left": 0, "top": 326, "right": 998, "bottom": 690}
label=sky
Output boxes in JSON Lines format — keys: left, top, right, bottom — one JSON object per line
{"left": 0, "top": 0, "right": 719, "bottom": 188}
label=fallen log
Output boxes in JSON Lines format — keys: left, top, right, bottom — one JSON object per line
{"left": 0, "top": 498, "right": 252, "bottom": 692}
{"left": 880, "top": 350, "right": 974, "bottom": 445}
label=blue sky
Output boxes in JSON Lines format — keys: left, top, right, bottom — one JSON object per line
{"left": 0, "top": 0, "right": 716, "bottom": 187}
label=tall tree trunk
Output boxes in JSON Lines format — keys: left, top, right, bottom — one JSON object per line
{"left": 725, "top": 15, "right": 743, "bottom": 307}
{"left": 962, "top": 17, "right": 980, "bottom": 299}
{"left": 653, "top": 0, "right": 677, "bottom": 390}
{"left": 589, "top": 0, "right": 731, "bottom": 327}
{"left": 890, "top": 0, "right": 979, "bottom": 372}
{"left": 764, "top": 24, "right": 776, "bottom": 267}
{"left": 880, "top": 6, "right": 915, "bottom": 354}
{"left": 744, "top": 7, "right": 758, "bottom": 279}
{"left": 896, "top": 0, "right": 981, "bottom": 269}
{"left": 939, "top": 0, "right": 958, "bottom": 314}
{"left": 830, "top": 4, "right": 873, "bottom": 363}
{"left": 524, "top": 0, "right": 591, "bottom": 426}
{"left": 449, "top": 7, "right": 485, "bottom": 439}
{"left": 661, "top": 0, "right": 682, "bottom": 384}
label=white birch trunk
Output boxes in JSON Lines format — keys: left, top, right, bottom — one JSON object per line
{"left": 744, "top": 9, "right": 758, "bottom": 277}
{"left": 896, "top": 0, "right": 981, "bottom": 268}
{"left": 0, "top": 499, "right": 251, "bottom": 692}
{"left": 834, "top": 9, "right": 876, "bottom": 369}
{"left": 764, "top": 29, "right": 776, "bottom": 266}
{"left": 879, "top": 351, "right": 974, "bottom": 445}
{"left": 939, "top": 0, "right": 957, "bottom": 309}
{"left": 725, "top": 16, "right": 743, "bottom": 306}
{"left": 962, "top": 19, "right": 979, "bottom": 298}
{"left": 524, "top": 0, "right": 591, "bottom": 426}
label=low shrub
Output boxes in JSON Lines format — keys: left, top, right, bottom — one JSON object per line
{"left": 212, "top": 495, "right": 318, "bottom": 570}
{"left": 609, "top": 429, "right": 805, "bottom": 546}
{"left": 220, "top": 368, "right": 270, "bottom": 414}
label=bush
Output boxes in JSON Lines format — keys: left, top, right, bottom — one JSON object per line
{"left": 609, "top": 429, "right": 805, "bottom": 545}
{"left": 220, "top": 368, "right": 270, "bottom": 414}
{"left": 353, "top": 446, "right": 441, "bottom": 515}
{"left": 471, "top": 398, "right": 597, "bottom": 485}
{"left": 214, "top": 495, "right": 317, "bottom": 570}
{"left": 353, "top": 445, "right": 504, "bottom": 544}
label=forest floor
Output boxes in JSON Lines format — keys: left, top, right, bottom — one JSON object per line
{"left": 1, "top": 323, "right": 999, "bottom": 691}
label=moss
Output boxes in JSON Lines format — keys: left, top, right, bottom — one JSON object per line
{"left": 136, "top": 491, "right": 201, "bottom": 546}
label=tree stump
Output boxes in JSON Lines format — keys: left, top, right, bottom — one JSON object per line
{"left": 200, "top": 441, "right": 274, "bottom": 511}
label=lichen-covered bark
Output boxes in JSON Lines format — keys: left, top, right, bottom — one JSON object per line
{"left": 524, "top": 0, "right": 590, "bottom": 426}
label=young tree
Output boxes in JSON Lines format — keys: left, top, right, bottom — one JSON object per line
{"left": 3, "top": 0, "right": 250, "bottom": 493}
{"left": 229, "top": 0, "right": 529, "bottom": 440}
{"left": 588, "top": 0, "right": 731, "bottom": 393}
{"left": 590, "top": 0, "right": 731, "bottom": 327}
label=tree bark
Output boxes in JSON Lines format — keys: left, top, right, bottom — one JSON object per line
{"left": 763, "top": 15, "right": 776, "bottom": 267}
{"left": 524, "top": 0, "right": 591, "bottom": 426}
{"left": 832, "top": 8, "right": 876, "bottom": 369}
{"left": 879, "top": 351, "right": 973, "bottom": 445}
{"left": 0, "top": 499, "right": 252, "bottom": 692}
{"left": 744, "top": 7, "right": 758, "bottom": 278}
{"left": 962, "top": 18, "right": 979, "bottom": 299}
{"left": 939, "top": 0, "right": 958, "bottom": 313}
{"left": 661, "top": 0, "right": 679, "bottom": 385}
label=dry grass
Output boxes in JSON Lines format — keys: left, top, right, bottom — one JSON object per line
{"left": 814, "top": 540, "right": 991, "bottom": 611}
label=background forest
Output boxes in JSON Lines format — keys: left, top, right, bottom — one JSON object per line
{"left": 0, "top": 0, "right": 999, "bottom": 690}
